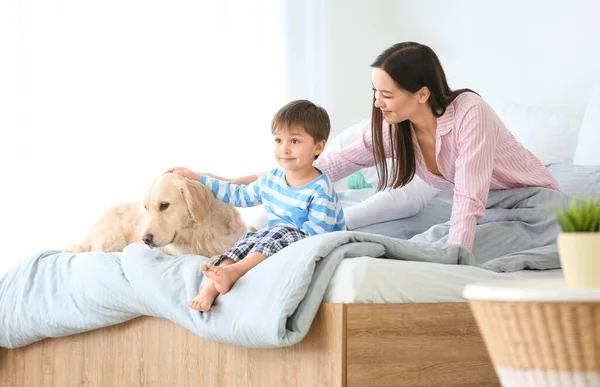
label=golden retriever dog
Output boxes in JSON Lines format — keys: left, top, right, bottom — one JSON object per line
{"left": 66, "top": 173, "right": 249, "bottom": 257}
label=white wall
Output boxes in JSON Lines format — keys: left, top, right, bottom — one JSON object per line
{"left": 0, "top": 0, "right": 285, "bottom": 274}
{"left": 329, "top": 0, "right": 398, "bottom": 137}
{"left": 392, "top": 0, "right": 600, "bottom": 118}
{"left": 2, "top": 1, "right": 599, "bottom": 276}
{"left": 328, "top": 0, "right": 600, "bottom": 137}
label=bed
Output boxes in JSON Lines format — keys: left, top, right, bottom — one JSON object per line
{"left": 0, "top": 256, "right": 562, "bottom": 387}
{"left": 0, "top": 227, "right": 567, "bottom": 387}
{"left": 0, "top": 304, "right": 491, "bottom": 387}
{"left": 1, "top": 158, "right": 598, "bottom": 386}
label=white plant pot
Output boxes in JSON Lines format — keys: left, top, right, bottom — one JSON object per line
{"left": 558, "top": 232, "right": 600, "bottom": 289}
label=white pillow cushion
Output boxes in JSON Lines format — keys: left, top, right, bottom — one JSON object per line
{"left": 324, "top": 118, "right": 371, "bottom": 153}
{"left": 573, "top": 81, "right": 600, "bottom": 165}
{"left": 490, "top": 97, "right": 581, "bottom": 164}
{"left": 238, "top": 206, "right": 268, "bottom": 230}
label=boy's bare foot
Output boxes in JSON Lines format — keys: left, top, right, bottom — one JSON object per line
{"left": 188, "top": 281, "right": 219, "bottom": 312}
{"left": 202, "top": 265, "right": 240, "bottom": 294}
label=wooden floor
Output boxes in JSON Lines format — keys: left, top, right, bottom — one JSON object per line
{"left": 0, "top": 303, "right": 500, "bottom": 387}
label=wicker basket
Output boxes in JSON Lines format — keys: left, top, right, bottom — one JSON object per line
{"left": 464, "top": 279, "right": 600, "bottom": 387}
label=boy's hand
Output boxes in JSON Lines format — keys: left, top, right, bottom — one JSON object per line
{"left": 167, "top": 167, "right": 201, "bottom": 181}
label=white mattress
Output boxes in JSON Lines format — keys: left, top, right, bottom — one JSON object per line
{"left": 323, "top": 256, "right": 563, "bottom": 303}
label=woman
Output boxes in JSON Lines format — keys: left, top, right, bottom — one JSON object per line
{"left": 213, "top": 42, "right": 561, "bottom": 251}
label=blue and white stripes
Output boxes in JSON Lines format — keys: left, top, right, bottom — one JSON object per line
{"left": 199, "top": 168, "right": 345, "bottom": 236}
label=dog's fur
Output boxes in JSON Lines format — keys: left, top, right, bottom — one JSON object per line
{"left": 66, "top": 173, "right": 248, "bottom": 257}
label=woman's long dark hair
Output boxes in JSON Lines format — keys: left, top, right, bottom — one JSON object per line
{"left": 371, "top": 42, "right": 475, "bottom": 190}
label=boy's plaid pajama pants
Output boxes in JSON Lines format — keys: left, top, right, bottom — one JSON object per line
{"left": 214, "top": 225, "right": 308, "bottom": 265}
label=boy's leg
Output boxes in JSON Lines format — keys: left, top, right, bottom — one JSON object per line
{"left": 203, "top": 225, "right": 308, "bottom": 294}
{"left": 203, "top": 252, "right": 267, "bottom": 294}
{"left": 200, "top": 257, "right": 235, "bottom": 274}
{"left": 190, "top": 231, "right": 258, "bottom": 310}
{"left": 188, "top": 258, "right": 235, "bottom": 311}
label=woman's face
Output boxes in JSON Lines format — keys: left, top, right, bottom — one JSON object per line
{"left": 371, "top": 67, "right": 421, "bottom": 124}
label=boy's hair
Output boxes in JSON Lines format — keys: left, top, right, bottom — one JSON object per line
{"left": 271, "top": 100, "right": 331, "bottom": 145}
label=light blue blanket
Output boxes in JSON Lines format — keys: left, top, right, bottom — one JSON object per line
{"left": 0, "top": 187, "right": 568, "bottom": 349}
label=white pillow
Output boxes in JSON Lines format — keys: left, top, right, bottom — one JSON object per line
{"left": 490, "top": 97, "right": 581, "bottom": 164}
{"left": 238, "top": 206, "right": 268, "bottom": 230}
{"left": 573, "top": 81, "right": 600, "bottom": 166}
{"left": 324, "top": 118, "right": 371, "bottom": 153}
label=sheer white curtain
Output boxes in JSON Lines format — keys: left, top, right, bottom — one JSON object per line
{"left": 0, "top": 0, "right": 288, "bottom": 272}
{"left": 282, "top": 0, "right": 333, "bottom": 112}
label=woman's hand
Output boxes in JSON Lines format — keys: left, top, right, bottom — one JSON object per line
{"left": 167, "top": 167, "right": 201, "bottom": 181}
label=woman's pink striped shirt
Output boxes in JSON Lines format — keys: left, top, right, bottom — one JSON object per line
{"left": 315, "top": 92, "right": 561, "bottom": 251}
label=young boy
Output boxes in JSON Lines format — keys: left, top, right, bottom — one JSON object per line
{"left": 170, "top": 100, "right": 345, "bottom": 312}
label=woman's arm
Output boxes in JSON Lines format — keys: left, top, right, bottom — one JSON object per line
{"left": 344, "top": 177, "right": 440, "bottom": 230}
{"left": 314, "top": 127, "right": 382, "bottom": 183}
{"left": 449, "top": 101, "right": 498, "bottom": 251}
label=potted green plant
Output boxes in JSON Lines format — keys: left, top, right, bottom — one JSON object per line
{"left": 556, "top": 197, "right": 600, "bottom": 288}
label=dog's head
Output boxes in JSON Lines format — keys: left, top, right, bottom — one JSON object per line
{"left": 140, "top": 173, "right": 213, "bottom": 248}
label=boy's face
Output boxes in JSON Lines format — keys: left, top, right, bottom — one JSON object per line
{"left": 272, "top": 125, "right": 325, "bottom": 172}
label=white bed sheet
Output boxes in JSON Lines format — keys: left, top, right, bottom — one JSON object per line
{"left": 323, "top": 256, "right": 563, "bottom": 303}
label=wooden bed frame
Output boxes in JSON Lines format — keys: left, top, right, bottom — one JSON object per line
{"left": 0, "top": 302, "right": 500, "bottom": 387}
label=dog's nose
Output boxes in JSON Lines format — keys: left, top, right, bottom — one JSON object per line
{"left": 142, "top": 233, "right": 154, "bottom": 246}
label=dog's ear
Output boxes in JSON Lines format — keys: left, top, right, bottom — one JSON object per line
{"left": 181, "top": 180, "right": 213, "bottom": 222}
